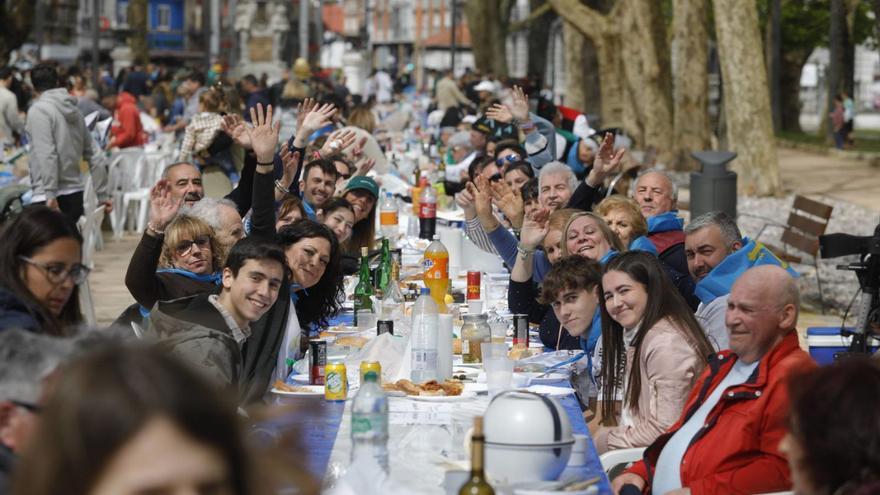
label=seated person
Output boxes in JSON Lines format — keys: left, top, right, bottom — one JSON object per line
{"left": 298, "top": 159, "right": 339, "bottom": 218}
{"left": 684, "top": 211, "right": 797, "bottom": 351}
{"left": 782, "top": 358, "right": 880, "bottom": 495}
{"left": 148, "top": 237, "right": 287, "bottom": 387}
{"left": 509, "top": 208, "right": 580, "bottom": 350}
{"left": 275, "top": 195, "right": 307, "bottom": 232}
{"left": 593, "top": 252, "right": 713, "bottom": 454}
{"left": 612, "top": 265, "right": 816, "bottom": 495}
{"left": 317, "top": 198, "right": 355, "bottom": 245}
{"left": 595, "top": 195, "right": 650, "bottom": 250}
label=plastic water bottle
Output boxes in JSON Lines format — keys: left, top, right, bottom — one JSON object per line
{"left": 411, "top": 287, "right": 439, "bottom": 382}
{"left": 350, "top": 369, "right": 389, "bottom": 473}
{"left": 379, "top": 192, "right": 399, "bottom": 239}
{"left": 418, "top": 179, "right": 437, "bottom": 240}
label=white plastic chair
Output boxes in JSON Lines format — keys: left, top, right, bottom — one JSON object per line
{"left": 107, "top": 148, "right": 145, "bottom": 238}
{"left": 122, "top": 150, "right": 171, "bottom": 234}
{"left": 600, "top": 447, "right": 646, "bottom": 474}
{"left": 76, "top": 177, "right": 106, "bottom": 327}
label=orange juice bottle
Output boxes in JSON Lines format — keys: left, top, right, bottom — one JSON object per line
{"left": 411, "top": 176, "right": 426, "bottom": 215}
{"left": 423, "top": 234, "right": 449, "bottom": 313}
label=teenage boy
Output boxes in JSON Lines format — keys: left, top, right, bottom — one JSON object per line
{"left": 149, "top": 237, "right": 288, "bottom": 387}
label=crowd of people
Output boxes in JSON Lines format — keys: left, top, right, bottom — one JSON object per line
{"left": 0, "top": 57, "right": 879, "bottom": 495}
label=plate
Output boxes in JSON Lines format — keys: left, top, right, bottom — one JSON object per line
{"left": 325, "top": 327, "right": 361, "bottom": 335}
{"left": 513, "top": 481, "right": 598, "bottom": 495}
{"left": 270, "top": 385, "right": 324, "bottom": 396}
{"left": 407, "top": 392, "right": 477, "bottom": 402}
{"left": 289, "top": 374, "right": 312, "bottom": 384}
{"left": 519, "top": 372, "right": 570, "bottom": 385}
{"left": 518, "top": 385, "right": 576, "bottom": 397}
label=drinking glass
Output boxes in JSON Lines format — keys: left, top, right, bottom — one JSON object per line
{"left": 484, "top": 357, "right": 513, "bottom": 397}
{"left": 357, "top": 309, "right": 377, "bottom": 332}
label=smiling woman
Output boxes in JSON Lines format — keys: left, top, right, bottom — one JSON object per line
{"left": 561, "top": 211, "right": 626, "bottom": 261}
{"left": 0, "top": 206, "right": 84, "bottom": 335}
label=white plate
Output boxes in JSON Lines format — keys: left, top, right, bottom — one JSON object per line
{"left": 513, "top": 481, "right": 598, "bottom": 495}
{"left": 325, "top": 327, "right": 361, "bottom": 335}
{"left": 519, "top": 372, "right": 570, "bottom": 385}
{"left": 289, "top": 374, "right": 312, "bottom": 384}
{"left": 270, "top": 385, "right": 324, "bottom": 396}
{"left": 407, "top": 392, "right": 477, "bottom": 402}
{"left": 518, "top": 385, "right": 576, "bottom": 397}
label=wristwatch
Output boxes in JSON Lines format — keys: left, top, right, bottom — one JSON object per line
{"left": 516, "top": 243, "right": 536, "bottom": 258}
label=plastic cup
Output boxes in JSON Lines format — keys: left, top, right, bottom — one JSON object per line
{"left": 480, "top": 342, "right": 508, "bottom": 360}
{"left": 484, "top": 357, "right": 513, "bottom": 397}
{"left": 467, "top": 300, "right": 483, "bottom": 315}
{"left": 357, "top": 309, "right": 376, "bottom": 332}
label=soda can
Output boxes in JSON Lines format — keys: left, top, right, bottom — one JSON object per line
{"left": 377, "top": 319, "right": 394, "bottom": 336}
{"left": 309, "top": 339, "right": 327, "bottom": 385}
{"left": 467, "top": 271, "right": 481, "bottom": 300}
{"left": 324, "top": 362, "right": 348, "bottom": 401}
{"left": 513, "top": 314, "right": 529, "bottom": 346}
{"left": 359, "top": 361, "right": 382, "bottom": 385}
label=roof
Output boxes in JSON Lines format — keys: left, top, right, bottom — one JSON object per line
{"left": 420, "top": 24, "right": 471, "bottom": 48}
{"left": 322, "top": 4, "right": 345, "bottom": 34}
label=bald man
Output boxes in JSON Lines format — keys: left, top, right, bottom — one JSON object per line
{"left": 613, "top": 266, "right": 815, "bottom": 495}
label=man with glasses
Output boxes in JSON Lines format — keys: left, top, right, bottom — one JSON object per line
{"left": 0, "top": 329, "right": 73, "bottom": 492}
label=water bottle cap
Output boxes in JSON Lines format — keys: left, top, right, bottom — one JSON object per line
{"left": 433, "top": 234, "right": 440, "bottom": 240}
{"left": 421, "top": 287, "right": 430, "bottom": 295}
{"left": 386, "top": 191, "right": 392, "bottom": 198}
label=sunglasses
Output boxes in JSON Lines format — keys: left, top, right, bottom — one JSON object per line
{"left": 11, "top": 400, "right": 42, "bottom": 414}
{"left": 488, "top": 173, "right": 503, "bottom": 182}
{"left": 19, "top": 257, "right": 90, "bottom": 285}
{"left": 174, "top": 235, "right": 211, "bottom": 257}
{"left": 495, "top": 154, "right": 520, "bottom": 166}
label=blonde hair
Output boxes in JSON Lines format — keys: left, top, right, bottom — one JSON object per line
{"left": 160, "top": 215, "right": 224, "bottom": 270}
{"left": 347, "top": 106, "right": 376, "bottom": 134}
{"left": 199, "top": 85, "right": 229, "bottom": 113}
{"left": 560, "top": 211, "right": 626, "bottom": 257}
{"left": 595, "top": 195, "right": 647, "bottom": 240}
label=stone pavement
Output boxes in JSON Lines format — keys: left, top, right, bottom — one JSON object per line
{"left": 777, "top": 147, "right": 880, "bottom": 212}
{"left": 91, "top": 233, "right": 139, "bottom": 326}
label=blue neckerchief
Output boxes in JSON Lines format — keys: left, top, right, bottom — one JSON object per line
{"left": 599, "top": 249, "right": 618, "bottom": 265}
{"left": 308, "top": 124, "right": 335, "bottom": 143}
{"left": 647, "top": 211, "right": 684, "bottom": 234}
{"left": 289, "top": 283, "right": 307, "bottom": 304}
{"left": 694, "top": 237, "right": 800, "bottom": 304}
{"left": 301, "top": 198, "right": 317, "bottom": 220}
{"left": 155, "top": 268, "right": 222, "bottom": 284}
{"left": 139, "top": 269, "right": 221, "bottom": 317}
{"left": 629, "top": 235, "right": 658, "bottom": 256}
{"left": 565, "top": 138, "right": 587, "bottom": 175}
{"left": 579, "top": 250, "right": 616, "bottom": 383}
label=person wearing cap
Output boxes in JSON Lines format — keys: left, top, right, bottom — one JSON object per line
{"left": 473, "top": 80, "right": 497, "bottom": 112}
{"left": 342, "top": 176, "right": 379, "bottom": 256}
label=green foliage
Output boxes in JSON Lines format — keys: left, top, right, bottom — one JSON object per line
{"left": 757, "top": 0, "right": 875, "bottom": 52}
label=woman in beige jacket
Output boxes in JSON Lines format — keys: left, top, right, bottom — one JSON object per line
{"left": 593, "top": 251, "right": 714, "bottom": 454}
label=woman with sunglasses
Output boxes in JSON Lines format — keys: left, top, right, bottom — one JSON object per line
{"left": 0, "top": 206, "right": 86, "bottom": 335}
{"left": 124, "top": 180, "right": 225, "bottom": 312}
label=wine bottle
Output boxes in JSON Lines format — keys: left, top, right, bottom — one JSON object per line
{"left": 353, "top": 246, "right": 373, "bottom": 325}
{"left": 458, "top": 416, "right": 495, "bottom": 495}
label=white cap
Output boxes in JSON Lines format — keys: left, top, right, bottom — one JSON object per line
{"left": 573, "top": 114, "right": 596, "bottom": 140}
{"left": 474, "top": 80, "right": 496, "bottom": 93}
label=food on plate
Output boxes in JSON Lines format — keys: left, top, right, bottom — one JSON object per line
{"left": 334, "top": 336, "right": 368, "bottom": 348}
{"left": 509, "top": 343, "right": 539, "bottom": 360}
{"left": 382, "top": 379, "right": 464, "bottom": 396}
{"left": 273, "top": 380, "right": 318, "bottom": 393}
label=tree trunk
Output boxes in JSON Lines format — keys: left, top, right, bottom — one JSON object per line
{"left": 713, "top": 0, "right": 779, "bottom": 196}
{"left": 563, "top": 21, "right": 588, "bottom": 113}
{"left": 618, "top": 0, "right": 674, "bottom": 161}
{"left": 779, "top": 50, "right": 810, "bottom": 133}
{"left": 463, "top": 0, "right": 510, "bottom": 77}
{"left": 527, "top": 0, "right": 554, "bottom": 85}
{"left": 0, "top": 0, "right": 35, "bottom": 65}
{"left": 672, "top": 0, "right": 711, "bottom": 170}
{"left": 128, "top": 0, "right": 150, "bottom": 65}
{"left": 766, "top": 0, "right": 782, "bottom": 132}
{"left": 548, "top": 0, "right": 624, "bottom": 127}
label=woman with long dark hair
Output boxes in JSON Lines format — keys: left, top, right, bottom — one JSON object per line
{"left": 0, "top": 206, "right": 85, "bottom": 335}
{"left": 594, "top": 251, "right": 713, "bottom": 454}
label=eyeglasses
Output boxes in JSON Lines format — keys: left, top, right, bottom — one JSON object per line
{"left": 488, "top": 173, "right": 503, "bottom": 183}
{"left": 174, "top": 235, "right": 211, "bottom": 257}
{"left": 19, "top": 257, "right": 90, "bottom": 285}
{"left": 495, "top": 154, "right": 520, "bottom": 166}
{"left": 11, "top": 400, "right": 42, "bottom": 414}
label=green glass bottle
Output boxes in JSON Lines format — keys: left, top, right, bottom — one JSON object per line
{"left": 375, "top": 238, "right": 392, "bottom": 294}
{"left": 458, "top": 416, "right": 495, "bottom": 495}
{"left": 353, "top": 246, "right": 374, "bottom": 325}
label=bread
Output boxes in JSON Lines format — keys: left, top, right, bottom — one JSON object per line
{"left": 334, "top": 336, "right": 367, "bottom": 348}
{"left": 439, "top": 380, "right": 464, "bottom": 396}
{"left": 382, "top": 379, "right": 465, "bottom": 396}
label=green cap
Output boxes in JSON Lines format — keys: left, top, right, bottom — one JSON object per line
{"left": 345, "top": 176, "right": 379, "bottom": 198}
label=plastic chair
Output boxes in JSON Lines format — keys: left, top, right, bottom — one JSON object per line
{"left": 122, "top": 150, "right": 171, "bottom": 234}
{"left": 107, "top": 148, "right": 145, "bottom": 238}
{"left": 600, "top": 447, "right": 645, "bottom": 474}
{"left": 76, "top": 177, "right": 106, "bottom": 327}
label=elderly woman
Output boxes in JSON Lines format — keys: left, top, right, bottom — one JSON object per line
{"left": 594, "top": 195, "right": 648, "bottom": 249}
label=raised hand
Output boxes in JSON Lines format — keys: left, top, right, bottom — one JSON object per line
{"left": 354, "top": 157, "right": 375, "bottom": 177}
{"left": 321, "top": 128, "right": 357, "bottom": 156}
{"left": 246, "top": 104, "right": 280, "bottom": 163}
{"left": 221, "top": 114, "right": 253, "bottom": 150}
{"left": 471, "top": 176, "right": 494, "bottom": 220}
{"left": 300, "top": 103, "right": 337, "bottom": 135}
{"left": 351, "top": 136, "right": 368, "bottom": 159}
{"left": 279, "top": 143, "right": 301, "bottom": 185}
{"left": 520, "top": 207, "right": 550, "bottom": 250}
{"left": 586, "top": 132, "right": 626, "bottom": 188}
{"left": 148, "top": 179, "right": 183, "bottom": 231}
{"left": 485, "top": 103, "right": 513, "bottom": 124}
{"left": 455, "top": 186, "right": 476, "bottom": 215}
{"left": 295, "top": 97, "right": 317, "bottom": 132}
{"left": 490, "top": 179, "right": 524, "bottom": 228}
{"left": 509, "top": 85, "right": 530, "bottom": 123}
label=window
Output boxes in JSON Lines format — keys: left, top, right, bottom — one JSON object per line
{"left": 117, "top": 1, "right": 128, "bottom": 26}
{"left": 157, "top": 4, "right": 171, "bottom": 30}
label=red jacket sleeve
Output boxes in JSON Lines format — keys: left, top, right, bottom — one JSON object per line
{"left": 112, "top": 105, "right": 142, "bottom": 147}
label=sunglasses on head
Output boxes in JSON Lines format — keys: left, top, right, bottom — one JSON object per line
{"left": 488, "top": 173, "right": 503, "bottom": 182}
{"left": 174, "top": 235, "right": 211, "bottom": 257}
{"left": 495, "top": 154, "right": 520, "bottom": 166}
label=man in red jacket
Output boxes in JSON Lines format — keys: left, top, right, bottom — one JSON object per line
{"left": 611, "top": 265, "right": 815, "bottom": 495}
{"left": 104, "top": 90, "right": 145, "bottom": 149}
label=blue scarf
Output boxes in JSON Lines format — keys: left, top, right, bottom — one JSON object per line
{"left": 694, "top": 238, "right": 799, "bottom": 305}
{"left": 301, "top": 199, "right": 317, "bottom": 220}
{"left": 581, "top": 249, "right": 618, "bottom": 383}
{"left": 629, "top": 235, "right": 658, "bottom": 256}
{"left": 647, "top": 211, "right": 684, "bottom": 234}
{"left": 565, "top": 138, "right": 587, "bottom": 176}
{"left": 289, "top": 283, "right": 306, "bottom": 304}
{"left": 138, "top": 269, "right": 222, "bottom": 317}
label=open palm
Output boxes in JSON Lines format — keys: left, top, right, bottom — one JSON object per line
{"left": 247, "top": 104, "right": 280, "bottom": 162}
